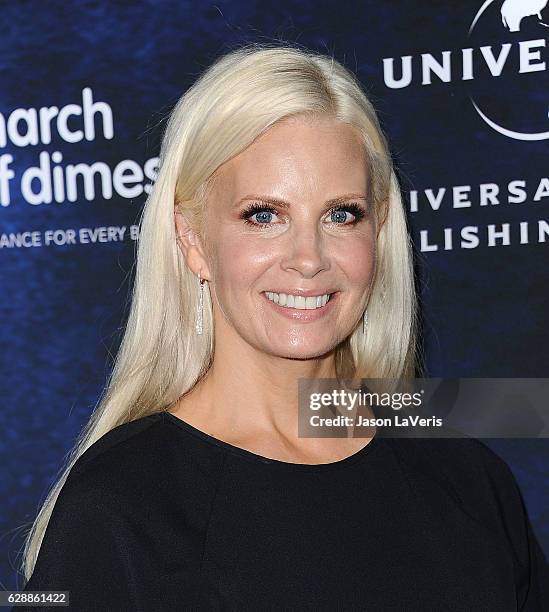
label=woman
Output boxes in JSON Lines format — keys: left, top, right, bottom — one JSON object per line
{"left": 20, "top": 44, "right": 548, "bottom": 610}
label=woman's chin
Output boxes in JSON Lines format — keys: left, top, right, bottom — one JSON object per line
{"left": 264, "top": 340, "right": 339, "bottom": 361}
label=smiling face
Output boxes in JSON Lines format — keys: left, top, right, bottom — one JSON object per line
{"left": 178, "top": 114, "right": 377, "bottom": 360}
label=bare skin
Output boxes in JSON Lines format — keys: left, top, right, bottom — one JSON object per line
{"left": 169, "top": 114, "right": 377, "bottom": 464}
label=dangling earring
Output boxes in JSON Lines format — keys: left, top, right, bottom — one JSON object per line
{"left": 362, "top": 309, "right": 368, "bottom": 335}
{"left": 195, "top": 271, "right": 205, "bottom": 335}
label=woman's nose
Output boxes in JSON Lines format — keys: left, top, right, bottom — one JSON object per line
{"left": 280, "top": 226, "right": 331, "bottom": 279}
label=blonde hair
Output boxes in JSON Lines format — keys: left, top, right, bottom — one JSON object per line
{"left": 21, "top": 42, "right": 422, "bottom": 580}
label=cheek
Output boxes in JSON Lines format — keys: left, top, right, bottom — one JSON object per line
{"left": 332, "top": 232, "right": 376, "bottom": 286}
{"left": 213, "top": 232, "right": 276, "bottom": 290}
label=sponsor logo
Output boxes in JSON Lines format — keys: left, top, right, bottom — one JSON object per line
{"left": 383, "top": 1, "right": 548, "bottom": 140}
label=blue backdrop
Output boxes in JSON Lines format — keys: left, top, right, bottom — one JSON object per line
{"left": 1, "top": 0, "right": 547, "bottom": 591}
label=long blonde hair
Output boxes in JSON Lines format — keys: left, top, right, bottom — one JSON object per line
{"left": 21, "top": 42, "right": 421, "bottom": 580}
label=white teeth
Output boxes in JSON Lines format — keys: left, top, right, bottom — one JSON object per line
{"left": 264, "top": 291, "right": 333, "bottom": 310}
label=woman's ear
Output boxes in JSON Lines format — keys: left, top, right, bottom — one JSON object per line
{"left": 174, "top": 208, "right": 197, "bottom": 255}
{"left": 174, "top": 206, "right": 210, "bottom": 280}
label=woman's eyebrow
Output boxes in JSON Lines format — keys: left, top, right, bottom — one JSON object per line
{"left": 234, "top": 194, "right": 369, "bottom": 208}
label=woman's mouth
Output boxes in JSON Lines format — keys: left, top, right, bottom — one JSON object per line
{"left": 261, "top": 291, "right": 339, "bottom": 321}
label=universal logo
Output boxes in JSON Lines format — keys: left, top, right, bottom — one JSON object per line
{"left": 382, "top": 0, "right": 549, "bottom": 141}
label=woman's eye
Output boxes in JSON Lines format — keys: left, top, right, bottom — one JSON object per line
{"left": 327, "top": 204, "right": 366, "bottom": 225}
{"left": 330, "top": 209, "right": 352, "bottom": 224}
{"left": 251, "top": 210, "right": 277, "bottom": 224}
{"left": 241, "top": 205, "right": 279, "bottom": 227}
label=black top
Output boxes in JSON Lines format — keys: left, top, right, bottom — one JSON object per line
{"left": 21, "top": 411, "right": 549, "bottom": 611}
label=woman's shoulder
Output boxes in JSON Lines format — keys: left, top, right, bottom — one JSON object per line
{"left": 62, "top": 411, "right": 224, "bottom": 504}
{"left": 381, "top": 435, "right": 534, "bottom": 540}
{"left": 22, "top": 413, "right": 176, "bottom": 604}
{"left": 51, "top": 413, "right": 167, "bottom": 508}
{"left": 383, "top": 434, "right": 517, "bottom": 486}
{"left": 69, "top": 412, "right": 166, "bottom": 479}
{"left": 384, "top": 436, "right": 537, "bottom": 555}
{"left": 385, "top": 436, "right": 549, "bottom": 606}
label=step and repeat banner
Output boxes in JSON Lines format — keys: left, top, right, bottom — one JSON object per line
{"left": 1, "top": 0, "right": 547, "bottom": 590}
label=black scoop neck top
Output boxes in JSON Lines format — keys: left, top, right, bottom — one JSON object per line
{"left": 21, "top": 411, "right": 549, "bottom": 611}
{"left": 162, "top": 410, "right": 380, "bottom": 470}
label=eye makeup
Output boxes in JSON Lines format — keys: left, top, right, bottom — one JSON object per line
{"left": 239, "top": 201, "right": 368, "bottom": 228}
